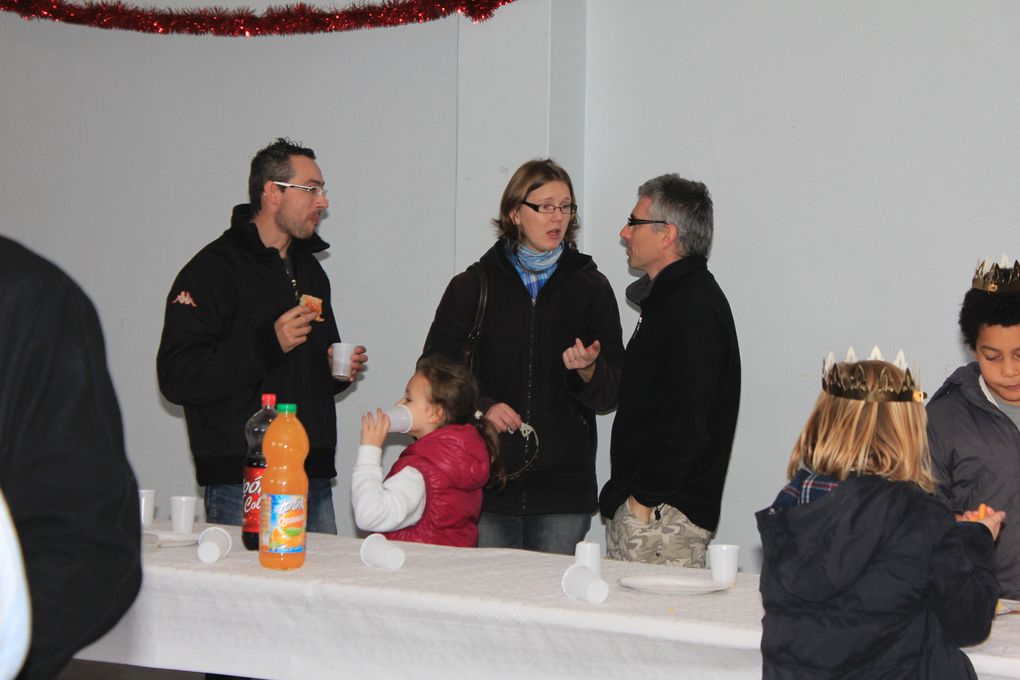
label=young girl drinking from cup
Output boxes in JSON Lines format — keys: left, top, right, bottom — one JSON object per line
{"left": 352, "top": 355, "right": 505, "bottom": 547}
{"left": 757, "top": 349, "right": 1004, "bottom": 679}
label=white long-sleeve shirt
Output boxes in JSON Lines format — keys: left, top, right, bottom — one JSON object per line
{"left": 0, "top": 491, "right": 29, "bottom": 680}
{"left": 351, "top": 445, "right": 426, "bottom": 532}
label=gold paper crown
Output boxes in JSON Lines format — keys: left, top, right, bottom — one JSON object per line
{"left": 822, "top": 347, "right": 925, "bottom": 403}
{"left": 972, "top": 255, "right": 1020, "bottom": 294}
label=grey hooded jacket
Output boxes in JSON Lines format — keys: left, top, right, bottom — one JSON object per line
{"left": 928, "top": 361, "right": 1020, "bottom": 598}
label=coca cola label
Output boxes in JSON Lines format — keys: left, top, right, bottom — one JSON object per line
{"left": 242, "top": 466, "right": 264, "bottom": 534}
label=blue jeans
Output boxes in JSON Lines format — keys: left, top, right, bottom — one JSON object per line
{"left": 203, "top": 477, "right": 337, "bottom": 534}
{"left": 477, "top": 511, "right": 591, "bottom": 555}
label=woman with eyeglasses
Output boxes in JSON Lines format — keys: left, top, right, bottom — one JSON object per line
{"left": 421, "top": 158, "right": 624, "bottom": 555}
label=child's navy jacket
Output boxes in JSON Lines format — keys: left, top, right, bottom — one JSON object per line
{"left": 756, "top": 474, "right": 998, "bottom": 679}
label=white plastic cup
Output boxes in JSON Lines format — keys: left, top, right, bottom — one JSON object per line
{"left": 574, "top": 540, "right": 602, "bottom": 579}
{"left": 383, "top": 405, "right": 413, "bottom": 434}
{"left": 331, "top": 342, "right": 356, "bottom": 380}
{"left": 708, "top": 543, "right": 740, "bottom": 587}
{"left": 138, "top": 489, "right": 156, "bottom": 526}
{"left": 360, "top": 533, "right": 405, "bottom": 571}
{"left": 561, "top": 564, "right": 609, "bottom": 604}
{"left": 197, "top": 526, "right": 232, "bottom": 564}
{"left": 170, "top": 495, "right": 198, "bottom": 534}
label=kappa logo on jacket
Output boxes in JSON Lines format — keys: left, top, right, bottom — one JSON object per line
{"left": 171, "top": 290, "right": 198, "bottom": 308}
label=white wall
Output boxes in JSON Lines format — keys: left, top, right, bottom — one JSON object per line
{"left": 584, "top": 0, "right": 1020, "bottom": 568}
{"left": 2, "top": 0, "right": 1018, "bottom": 571}
{"left": 0, "top": 0, "right": 585, "bottom": 537}
{"left": 0, "top": 4, "right": 463, "bottom": 531}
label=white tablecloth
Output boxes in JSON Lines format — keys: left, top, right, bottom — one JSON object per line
{"left": 76, "top": 523, "right": 1020, "bottom": 679}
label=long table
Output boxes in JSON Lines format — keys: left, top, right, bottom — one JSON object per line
{"left": 76, "top": 523, "right": 1020, "bottom": 679}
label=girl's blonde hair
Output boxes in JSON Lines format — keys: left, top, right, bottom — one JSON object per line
{"left": 788, "top": 360, "right": 935, "bottom": 493}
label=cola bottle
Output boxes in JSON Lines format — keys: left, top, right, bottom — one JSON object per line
{"left": 242, "top": 393, "right": 277, "bottom": 550}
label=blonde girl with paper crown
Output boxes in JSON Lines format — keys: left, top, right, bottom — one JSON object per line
{"left": 352, "top": 355, "right": 505, "bottom": 547}
{"left": 756, "top": 349, "right": 1003, "bottom": 680}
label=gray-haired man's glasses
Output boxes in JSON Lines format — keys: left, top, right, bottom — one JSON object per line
{"left": 626, "top": 216, "right": 668, "bottom": 228}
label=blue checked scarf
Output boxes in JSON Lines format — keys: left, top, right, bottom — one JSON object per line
{"left": 507, "top": 242, "right": 563, "bottom": 299}
{"left": 771, "top": 468, "right": 840, "bottom": 510}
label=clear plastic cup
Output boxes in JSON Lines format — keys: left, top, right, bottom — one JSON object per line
{"left": 138, "top": 489, "right": 156, "bottom": 526}
{"left": 708, "top": 543, "right": 740, "bottom": 587}
{"left": 382, "top": 405, "right": 413, "bottom": 434}
{"left": 331, "top": 342, "right": 356, "bottom": 380}
{"left": 197, "top": 526, "right": 232, "bottom": 564}
{"left": 360, "top": 533, "right": 405, "bottom": 571}
{"left": 170, "top": 495, "right": 197, "bottom": 534}
{"left": 561, "top": 564, "right": 609, "bottom": 604}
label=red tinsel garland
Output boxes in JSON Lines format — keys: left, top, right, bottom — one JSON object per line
{"left": 0, "top": 0, "right": 515, "bottom": 36}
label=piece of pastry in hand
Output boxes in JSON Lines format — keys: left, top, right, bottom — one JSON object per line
{"left": 300, "top": 294, "right": 324, "bottom": 322}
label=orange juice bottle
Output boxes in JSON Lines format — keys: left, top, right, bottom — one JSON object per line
{"left": 259, "top": 403, "right": 309, "bottom": 570}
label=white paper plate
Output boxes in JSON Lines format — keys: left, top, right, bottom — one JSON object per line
{"left": 617, "top": 575, "right": 729, "bottom": 595}
{"left": 144, "top": 530, "right": 199, "bottom": 548}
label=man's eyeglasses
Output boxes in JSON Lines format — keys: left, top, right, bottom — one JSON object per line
{"left": 626, "top": 216, "right": 668, "bottom": 228}
{"left": 521, "top": 201, "right": 578, "bottom": 215}
{"left": 273, "top": 181, "right": 327, "bottom": 198}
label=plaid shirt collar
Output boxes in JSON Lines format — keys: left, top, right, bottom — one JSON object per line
{"left": 771, "top": 468, "right": 840, "bottom": 511}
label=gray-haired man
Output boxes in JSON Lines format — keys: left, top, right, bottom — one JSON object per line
{"left": 599, "top": 174, "right": 741, "bottom": 566}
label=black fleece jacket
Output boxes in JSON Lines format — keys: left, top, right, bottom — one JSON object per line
{"left": 157, "top": 204, "right": 347, "bottom": 485}
{"left": 928, "top": 362, "right": 1020, "bottom": 598}
{"left": 757, "top": 475, "right": 997, "bottom": 679}
{"left": 599, "top": 256, "right": 740, "bottom": 532}
{"left": 423, "top": 239, "right": 623, "bottom": 515}
{"left": 1, "top": 236, "right": 141, "bottom": 680}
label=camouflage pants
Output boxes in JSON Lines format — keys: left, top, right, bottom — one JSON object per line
{"left": 605, "top": 500, "right": 712, "bottom": 567}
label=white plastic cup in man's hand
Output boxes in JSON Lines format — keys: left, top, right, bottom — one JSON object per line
{"left": 360, "top": 533, "right": 405, "bottom": 571}
{"left": 574, "top": 540, "right": 603, "bottom": 579}
{"left": 197, "top": 526, "right": 232, "bottom": 564}
{"left": 138, "top": 489, "right": 156, "bottom": 526}
{"left": 331, "top": 342, "right": 356, "bottom": 380}
{"left": 708, "top": 543, "right": 740, "bottom": 587}
{"left": 383, "top": 405, "right": 413, "bottom": 434}
{"left": 170, "top": 495, "right": 198, "bottom": 534}
{"left": 561, "top": 564, "right": 609, "bottom": 604}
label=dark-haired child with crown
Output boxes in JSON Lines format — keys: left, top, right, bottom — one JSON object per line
{"left": 928, "top": 257, "right": 1020, "bottom": 600}
{"left": 757, "top": 348, "right": 1003, "bottom": 679}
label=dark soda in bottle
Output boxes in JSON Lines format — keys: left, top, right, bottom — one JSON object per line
{"left": 242, "top": 393, "right": 277, "bottom": 550}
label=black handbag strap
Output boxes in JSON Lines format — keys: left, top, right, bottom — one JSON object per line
{"left": 462, "top": 262, "right": 487, "bottom": 368}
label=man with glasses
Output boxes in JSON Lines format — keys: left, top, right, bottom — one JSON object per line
{"left": 599, "top": 174, "right": 740, "bottom": 567}
{"left": 158, "top": 138, "right": 366, "bottom": 539}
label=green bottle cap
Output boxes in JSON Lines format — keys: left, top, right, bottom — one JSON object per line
{"left": 277, "top": 403, "right": 297, "bottom": 414}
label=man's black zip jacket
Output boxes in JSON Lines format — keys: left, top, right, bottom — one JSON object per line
{"left": 599, "top": 256, "right": 740, "bottom": 532}
{"left": 157, "top": 204, "right": 347, "bottom": 485}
